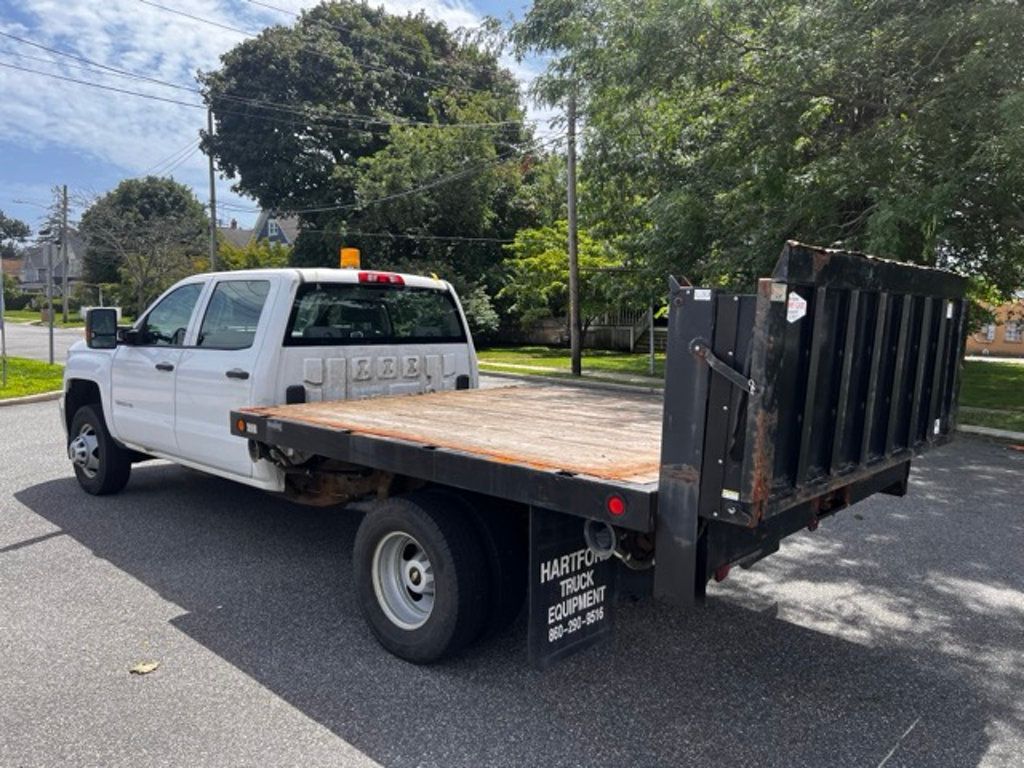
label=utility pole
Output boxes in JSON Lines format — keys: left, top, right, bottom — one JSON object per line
{"left": 46, "top": 229, "right": 54, "bottom": 365}
{"left": 61, "top": 184, "right": 69, "bottom": 323}
{"left": 207, "top": 108, "right": 219, "bottom": 271}
{"left": 566, "top": 89, "right": 581, "bottom": 377}
{"left": 1, "top": 242, "right": 6, "bottom": 388}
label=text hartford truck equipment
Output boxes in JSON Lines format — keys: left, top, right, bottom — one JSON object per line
{"left": 65, "top": 242, "right": 967, "bottom": 668}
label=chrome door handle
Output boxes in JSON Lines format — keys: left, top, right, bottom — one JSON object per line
{"left": 155, "top": 362, "right": 174, "bottom": 372}
{"left": 225, "top": 369, "right": 250, "bottom": 380}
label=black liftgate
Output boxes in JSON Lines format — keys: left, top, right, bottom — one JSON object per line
{"left": 654, "top": 241, "right": 969, "bottom": 607}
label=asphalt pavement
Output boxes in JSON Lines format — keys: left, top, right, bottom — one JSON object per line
{"left": 1, "top": 400, "right": 1022, "bottom": 767}
{"left": 1, "top": 321, "right": 83, "bottom": 362}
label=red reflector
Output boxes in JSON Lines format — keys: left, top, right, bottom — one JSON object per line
{"left": 714, "top": 564, "right": 731, "bottom": 582}
{"left": 358, "top": 271, "right": 405, "bottom": 285}
{"left": 607, "top": 495, "right": 626, "bottom": 517}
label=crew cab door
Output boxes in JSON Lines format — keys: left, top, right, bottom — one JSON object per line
{"left": 110, "top": 282, "right": 204, "bottom": 454}
{"left": 173, "top": 278, "right": 274, "bottom": 476}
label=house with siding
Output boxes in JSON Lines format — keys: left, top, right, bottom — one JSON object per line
{"left": 19, "top": 228, "right": 85, "bottom": 292}
{"left": 966, "top": 293, "right": 1024, "bottom": 358}
{"left": 218, "top": 212, "right": 300, "bottom": 248}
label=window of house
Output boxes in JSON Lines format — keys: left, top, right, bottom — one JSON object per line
{"left": 980, "top": 324, "right": 996, "bottom": 342}
{"left": 1005, "top": 322, "right": 1021, "bottom": 343}
{"left": 267, "top": 220, "right": 280, "bottom": 238}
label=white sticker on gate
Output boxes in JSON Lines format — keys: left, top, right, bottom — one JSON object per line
{"left": 787, "top": 291, "right": 808, "bottom": 323}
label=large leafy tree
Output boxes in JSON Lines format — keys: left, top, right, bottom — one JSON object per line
{"left": 200, "top": 3, "right": 526, "bottom": 247}
{"left": 519, "top": 0, "right": 1024, "bottom": 295}
{"left": 79, "top": 177, "right": 208, "bottom": 314}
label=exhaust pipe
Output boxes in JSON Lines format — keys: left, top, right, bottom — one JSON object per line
{"left": 583, "top": 519, "right": 617, "bottom": 561}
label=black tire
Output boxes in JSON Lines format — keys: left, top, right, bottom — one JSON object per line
{"left": 353, "top": 492, "right": 488, "bottom": 663}
{"left": 68, "top": 405, "right": 131, "bottom": 496}
{"left": 428, "top": 491, "right": 526, "bottom": 639}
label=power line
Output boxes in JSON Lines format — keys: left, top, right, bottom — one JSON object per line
{"left": 0, "top": 57, "right": 531, "bottom": 134}
{"left": 0, "top": 34, "right": 536, "bottom": 131}
{"left": 136, "top": 0, "right": 495, "bottom": 96}
{"left": 298, "top": 230, "right": 513, "bottom": 243}
{"left": 242, "top": 0, "right": 493, "bottom": 78}
{"left": 141, "top": 138, "right": 202, "bottom": 176}
{"left": 243, "top": 131, "right": 566, "bottom": 216}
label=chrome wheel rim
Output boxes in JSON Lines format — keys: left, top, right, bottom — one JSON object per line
{"left": 371, "top": 531, "right": 435, "bottom": 630}
{"left": 68, "top": 423, "right": 100, "bottom": 478}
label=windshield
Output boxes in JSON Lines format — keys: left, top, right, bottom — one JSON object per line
{"left": 284, "top": 283, "right": 466, "bottom": 346}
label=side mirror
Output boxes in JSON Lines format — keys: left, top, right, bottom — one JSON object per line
{"left": 85, "top": 308, "right": 118, "bottom": 349}
{"left": 117, "top": 327, "right": 140, "bottom": 346}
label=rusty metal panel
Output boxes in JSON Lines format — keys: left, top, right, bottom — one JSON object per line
{"left": 717, "top": 241, "right": 967, "bottom": 526}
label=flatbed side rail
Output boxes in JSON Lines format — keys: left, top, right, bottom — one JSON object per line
{"left": 230, "top": 409, "right": 658, "bottom": 532}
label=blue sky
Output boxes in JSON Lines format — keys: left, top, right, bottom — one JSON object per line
{"left": 0, "top": 0, "right": 550, "bottom": 236}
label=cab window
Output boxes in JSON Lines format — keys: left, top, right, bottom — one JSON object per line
{"left": 138, "top": 284, "right": 203, "bottom": 346}
{"left": 197, "top": 280, "right": 270, "bottom": 350}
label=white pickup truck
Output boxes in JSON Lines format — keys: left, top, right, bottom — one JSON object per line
{"left": 63, "top": 268, "right": 478, "bottom": 495}
{"left": 63, "top": 245, "right": 969, "bottom": 667}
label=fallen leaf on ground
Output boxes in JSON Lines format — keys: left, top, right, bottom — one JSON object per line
{"left": 129, "top": 661, "right": 160, "bottom": 676}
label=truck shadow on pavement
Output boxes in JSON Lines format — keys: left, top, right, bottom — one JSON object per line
{"left": 17, "top": 441, "right": 1019, "bottom": 767}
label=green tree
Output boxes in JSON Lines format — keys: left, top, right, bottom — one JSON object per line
{"left": 79, "top": 177, "right": 208, "bottom": 315}
{"left": 0, "top": 210, "right": 30, "bottom": 264}
{"left": 499, "top": 221, "right": 624, "bottom": 338}
{"left": 519, "top": 0, "right": 1024, "bottom": 296}
{"left": 200, "top": 3, "right": 524, "bottom": 235}
{"left": 214, "top": 237, "right": 292, "bottom": 271}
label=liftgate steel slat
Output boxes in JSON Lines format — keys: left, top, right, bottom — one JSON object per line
{"left": 654, "top": 242, "right": 967, "bottom": 607}
{"left": 728, "top": 242, "right": 966, "bottom": 526}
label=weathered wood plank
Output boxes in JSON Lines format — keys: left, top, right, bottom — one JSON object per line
{"left": 247, "top": 385, "right": 666, "bottom": 483}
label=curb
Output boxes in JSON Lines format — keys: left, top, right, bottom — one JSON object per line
{"left": 480, "top": 369, "right": 663, "bottom": 396}
{"left": 0, "top": 390, "right": 63, "bottom": 408}
{"left": 956, "top": 424, "right": 1024, "bottom": 442}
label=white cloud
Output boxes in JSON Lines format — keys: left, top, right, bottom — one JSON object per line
{"left": 0, "top": 0, "right": 549, "bottom": 225}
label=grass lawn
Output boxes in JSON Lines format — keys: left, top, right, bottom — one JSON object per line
{"left": 0, "top": 357, "right": 64, "bottom": 399}
{"left": 959, "top": 360, "right": 1024, "bottom": 433}
{"left": 477, "top": 346, "right": 665, "bottom": 379}
{"left": 3, "top": 309, "right": 85, "bottom": 328}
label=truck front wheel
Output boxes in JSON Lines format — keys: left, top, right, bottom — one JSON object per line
{"left": 353, "top": 493, "right": 488, "bottom": 663}
{"left": 68, "top": 405, "right": 131, "bottom": 496}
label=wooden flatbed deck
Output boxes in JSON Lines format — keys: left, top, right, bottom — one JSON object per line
{"left": 243, "top": 384, "right": 665, "bottom": 485}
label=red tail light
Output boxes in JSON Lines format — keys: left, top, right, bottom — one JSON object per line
{"left": 358, "top": 271, "right": 405, "bottom": 286}
{"left": 606, "top": 494, "right": 626, "bottom": 517}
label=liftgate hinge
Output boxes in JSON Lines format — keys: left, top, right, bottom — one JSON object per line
{"left": 689, "top": 339, "right": 761, "bottom": 396}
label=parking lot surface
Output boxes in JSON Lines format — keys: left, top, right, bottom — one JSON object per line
{"left": 1, "top": 400, "right": 1022, "bottom": 767}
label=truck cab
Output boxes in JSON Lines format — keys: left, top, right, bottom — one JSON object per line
{"left": 62, "top": 268, "right": 477, "bottom": 495}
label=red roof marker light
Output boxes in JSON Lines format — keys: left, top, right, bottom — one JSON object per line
{"left": 358, "top": 271, "right": 405, "bottom": 286}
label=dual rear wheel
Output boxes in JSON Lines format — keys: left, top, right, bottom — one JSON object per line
{"left": 353, "top": 490, "right": 526, "bottom": 664}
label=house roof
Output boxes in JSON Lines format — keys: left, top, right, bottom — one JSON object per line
{"left": 1, "top": 257, "right": 22, "bottom": 276}
{"left": 252, "top": 210, "right": 301, "bottom": 244}
{"left": 219, "top": 225, "right": 255, "bottom": 248}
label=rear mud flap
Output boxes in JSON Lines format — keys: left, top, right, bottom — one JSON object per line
{"left": 527, "top": 507, "right": 617, "bottom": 669}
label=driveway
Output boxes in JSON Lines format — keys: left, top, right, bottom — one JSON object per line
{"left": 1, "top": 321, "right": 83, "bottom": 362}
{"left": 1, "top": 401, "right": 1022, "bottom": 767}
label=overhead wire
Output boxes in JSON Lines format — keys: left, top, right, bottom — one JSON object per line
{"left": 221, "top": 131, "right": 566, "bottom": 216}
{"left": 136, "top": 0, "right": 498, "bottom": 96}
{"left": 0, "top": 30, "right": 537, "bottom": 131}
